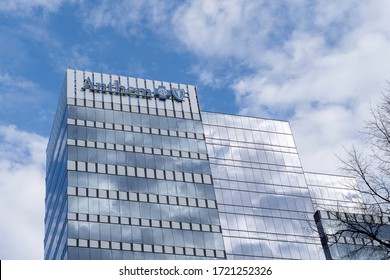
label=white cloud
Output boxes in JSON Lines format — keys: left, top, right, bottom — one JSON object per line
{"left": 0, "top": 72, "right": 42, "bottom": 109}
{"left": 0, "top": 0, "right": 67, "bottom": 16}
{"left": 172, "top": 0, "right": 272, "bottom": 60}
{"left": 168, "top": 0, "right": 390, "bottom": 174}
{"left": 80, "top": 0, "right": 175, "bottom": 37}
{"left": 0, "top": 71, "right": 55, "bottom": 124}
{"left": 73, "top": 0, "right": 390, "bottom": 174}
{"left": 0, "top": 125, "right": 47, "bottom": 259}
{"left": 0, "top": 72, "right": 37, "bottom": 90}
{"left": 190, "top": 65, "right": 224, "bottom": 88}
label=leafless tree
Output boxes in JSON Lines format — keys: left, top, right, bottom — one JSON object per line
{"left": 328, "top": 91, "right": 390, "bottom": 259}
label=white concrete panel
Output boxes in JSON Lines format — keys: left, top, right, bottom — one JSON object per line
{"left": 171, "top": 82, "right": 182, "bottom": 112}
{"left": 75, "top": 70, "right": 84, "bottom": 100}
{"left": 84, "top": 71, "right": 93, "bottom": 101}
{"left": 154, "top": 80, "right": 165, "bottom": 110}
{"left": 66, "top": 69, "right": 75, "bottom": 98}
{"left": 93, "top": 72, "right": 103, "bottom": 103}
{"left": 163, "top": 81, "right": 173, "bottom": 111}
{"left": 137, "top": 78, "right": 147, "bottom": 108}
{"left": 188, "top": 85, "right": 199, "bottom": 114}
{"left": 119, "top": 75, "right": 127, "bottom": 88}
{"left": 180, "top": 83, "right": 190, "bottom": 113}
{"left": 120, "top": 75, "right": 130, "bottom": 106}
{"left": 145, "top": 79, "right": 156, "bottom": 109}
{"left": 111, "top": 74, "right": 120, "bottom": 104}
{"left": 128, "top": 77, "right": 137, "bottom": 106}
{"left": 102, "top": 73, "right": 111, "bottom": 103}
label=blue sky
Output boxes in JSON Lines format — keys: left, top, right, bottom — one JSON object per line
{"left": 1, "top": 0, "right": 390, "bottom": 259}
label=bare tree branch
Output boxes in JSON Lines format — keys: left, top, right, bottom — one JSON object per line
{"left": 329, "top": 87, "right": 390, "bottom": 259}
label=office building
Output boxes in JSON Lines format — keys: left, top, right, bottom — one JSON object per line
{"left": 306, "top": 173, "right": 390, "bottom": 259}
{"left": 202, "top": 113, "right": 325, "bottom": 259}
{"left": 45, "top": 69, "right": 365, "bottom": 260}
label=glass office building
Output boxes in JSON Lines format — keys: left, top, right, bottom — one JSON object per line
{"left": 306, "top": 173, "right": 390, "bottom": 259}
{"left": 203, "top": 113, "right": 324, "bottom": 259}
{"left": 314, "top": 210, "right": 390, "bottom": 259}
{"left": 45, "top": 69, "right": 364, "bottom": 260}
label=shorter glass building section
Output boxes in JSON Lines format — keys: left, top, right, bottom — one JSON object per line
{"left": 315, "top": 210, "right": 390, "bottom": 259}
{"left": 306, "top": 173, "right": 390, "bottom": 259}
{"left": 203, "top": 112, "right": 324, "bottom": 259}
{"left": 305, "top": 172, "right": 362, "bottom": 212}
{"left": 45, "top": 69, "right": 372, "bottom": 259}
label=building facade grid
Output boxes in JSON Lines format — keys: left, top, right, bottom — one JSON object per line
{"left": 45, "top": 69, "right": 368, "bottom": 260}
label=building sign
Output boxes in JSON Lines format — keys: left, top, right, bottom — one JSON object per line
{"left": 81, "top": 77, "right": 186, "bottom": 102}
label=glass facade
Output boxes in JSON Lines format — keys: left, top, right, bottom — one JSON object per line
{"left": 306, "top": 173, "right": 390, "bottom": 259}
{"left": 45, "top": 69, "right": 367, "bottom": 260}
{"left": 45, "top": 75, "right": 68, "bottom": 260}
{"left": 305, "top": 173, "right": 362, "bottom": 212}
{"left": 45, "top": 70, "right": 225, "bottom": 260}
{"left": 314, "top": 210, "right": 390, "bottom": 259}
{"left": 203, "top": 112, "right": 324, "bottom": 259}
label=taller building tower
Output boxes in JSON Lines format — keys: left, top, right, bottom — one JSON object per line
{"left": 45, "top": 69, "right": 225, "bottom": 259}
